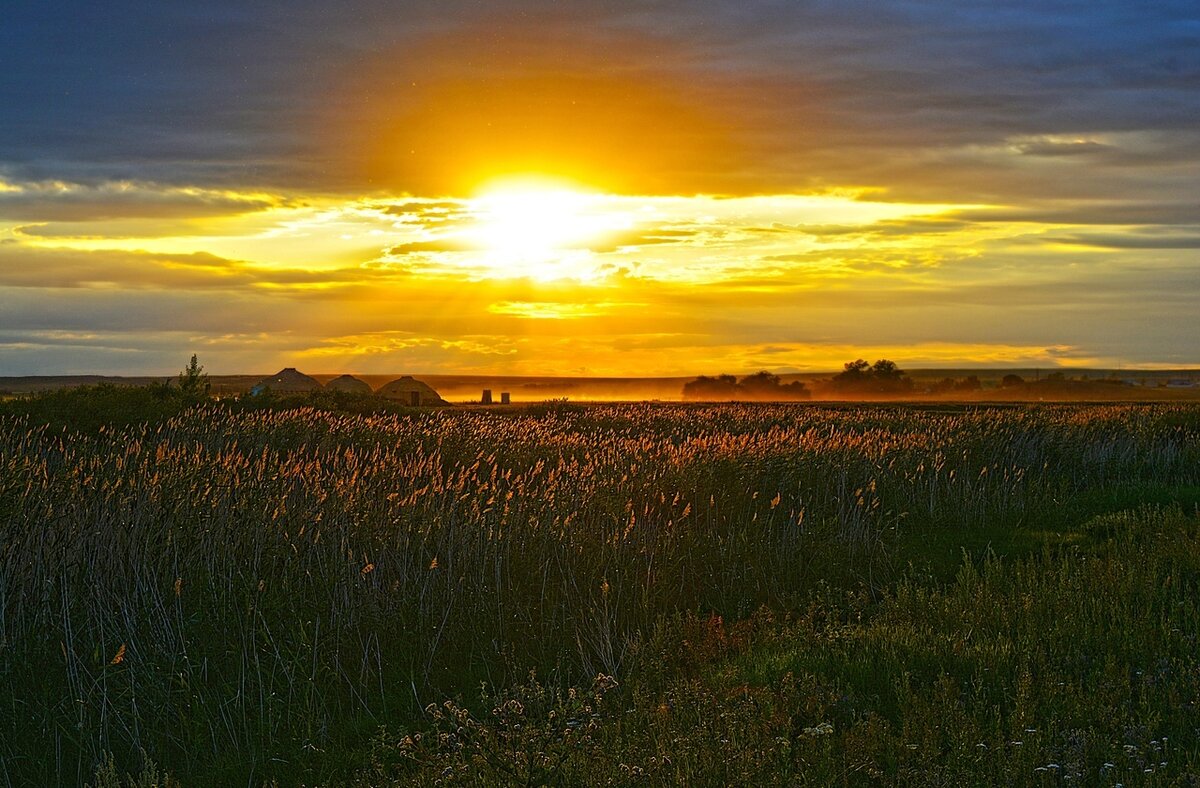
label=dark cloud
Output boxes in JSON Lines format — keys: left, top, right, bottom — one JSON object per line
{"left": 2, "top": 1, "right": 1195, "bottom": 202}
{"left": 1047, "top": 232, "right": 1200, "bottom": 250}
{"left": 954, "top": 202, "right": 1200, "bottom": 226}
{"left": 0, "top": 179, "right": 285, "bottom": 222}
{"left": 0, "top": 246, "right": 379, "bottom": 291}
{"left": 1013, "top": 139, "right": 1114, "bottom": 157}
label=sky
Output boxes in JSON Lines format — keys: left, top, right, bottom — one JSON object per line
{"left": 1, "top": 0, "right": 1197, "bottom": 376}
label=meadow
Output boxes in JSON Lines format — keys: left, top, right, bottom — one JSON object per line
{"left": 1, "top": 392, "right": 1198, "bottom": 784}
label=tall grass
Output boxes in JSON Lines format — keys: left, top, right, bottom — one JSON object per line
{"left": 0, "top": 403, "right": 1197, "bottom": 782}
{"left": 389, "top": 506, "right": 1200, "bottom": 785}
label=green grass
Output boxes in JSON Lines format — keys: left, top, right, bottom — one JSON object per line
{"left": 0, "top": 397, "right": 1197, "bottom": 784}
{"left": 384, "top": 506, "right": 1200, "bottom": 785}
{"left": 0, "top": 383, "right": 195, "bottom": 432}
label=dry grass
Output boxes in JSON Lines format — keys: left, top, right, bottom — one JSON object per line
{"left": 0, "top": 402, "right": 1196, "bottom": 783}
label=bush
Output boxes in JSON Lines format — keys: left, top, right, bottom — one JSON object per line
{"left": 0, "top": 383, "right": 190, "bottom": 432}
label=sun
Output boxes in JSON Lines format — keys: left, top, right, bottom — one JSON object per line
{"left": 465, "top": 177, "right": 631, "bottom": 281}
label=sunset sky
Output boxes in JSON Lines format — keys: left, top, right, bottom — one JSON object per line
{"left": 1, "top": 1, "right": 1197, "bottom": 376}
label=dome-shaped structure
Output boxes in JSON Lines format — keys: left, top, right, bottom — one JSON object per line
{"left": 250, "top": 367, "right": 323, "bottom": 395}
{"left": 375, "top": 376, "right": 447, "bottom": 406}
{"left": 325, "top": 374, "right": 372, "bottom": 394}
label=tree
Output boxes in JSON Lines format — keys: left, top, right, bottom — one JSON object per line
{"left": 842, "top": 359, "right": 870, "bottom": 378}
{"left": 738, "top": 371, "right": 782, "bottom": 393}
{"left": 178, "top": 354, "right": 210, "bottom": 399}
{"left": 682, "top": 374, "right": 739, "bottom": 400}
{"left": 681, "top": 372, "right": 809, "bottom": 401}
{"left": 738, "top": 371, "right": 809, "bottom": 401}
{"left": 870, "top": 359, "right": 904, "bottom": 381}
{"left": 1001, "top": 373, "right": 1025, "bottom": 388}
{"left": 831, "top": 358, "right": 910, "bottom": 393}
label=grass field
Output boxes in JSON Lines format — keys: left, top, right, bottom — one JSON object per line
{"left": 1, "top": 390, "right": 1198, "bottom": 784}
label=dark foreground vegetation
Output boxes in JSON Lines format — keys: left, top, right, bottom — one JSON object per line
{"left": 1, "top": 385, "right": 1199, "bottom": 784}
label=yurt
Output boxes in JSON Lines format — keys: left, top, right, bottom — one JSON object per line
{"left": 375, "top": 376, "right": 448, "bottom": 406}
{"left": 325, "top": 374, "right": 372, "bottom": 394}
{"left": 249, "top": 367, "right": 323, "bottom": 395}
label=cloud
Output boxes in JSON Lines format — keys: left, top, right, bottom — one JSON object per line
{"left": 579, "top": 228, "right": 700, "bottom": 253}
{"left": 487, "top": 301, "right": 642, "bottom": 319}
{"left": 387, "top": 238, "right": 482, "bottom": 254}
{"left": 0, "top": 245, "right": 376, "bottom": 292}
{"left": 1010, "top": 138, "right": 1115, "bottom": 157}
{"left": 953, "top": 202, "right": 1200, "bottom": 226}
{"left": 0, "top": 2, "right": 1187, "bottom": 199}
{"left": 378, "top": 201, "right": 465, "bottom": 216}
{"left": 0, "top": 178, "right": 287, "bottom": 222}
{"left": 1045, "top": 232, "right": 1200, "bottom": 250}
{"left": 1, "top": 0, "right": 1198, "bottom": 376}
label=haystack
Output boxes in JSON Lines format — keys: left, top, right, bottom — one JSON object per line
{"left": 325, "top": 374, "right": 372, "bottom": 394}
{"left": 250, "top": 367, "right": 323, "bottom": 395}
{"left": 375, "top": 376, "right": 447, "bottom": 406}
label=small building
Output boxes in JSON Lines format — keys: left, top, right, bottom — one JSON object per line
{"left": 325, "top": 374, "right": 372, "bottom": 395}
{"left": 375, "top": 376, "right": 448, "bottom": 405}
{"left": 250, "top": 367, "right": 323, "bottom": 395}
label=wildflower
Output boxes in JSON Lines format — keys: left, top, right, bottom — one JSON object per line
{"left": 110, "top": 644, "right": 126, "bottom": 665}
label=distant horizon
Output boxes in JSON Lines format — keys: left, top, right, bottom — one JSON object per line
{"left": 5, "top": 365, "right": 1199, "bottom": 381}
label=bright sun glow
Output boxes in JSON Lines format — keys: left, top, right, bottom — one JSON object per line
{"left": 465, "top": 178, "right": 632, "bottom": 281}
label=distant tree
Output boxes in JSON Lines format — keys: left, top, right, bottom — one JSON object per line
{"left": 841, "top": 359, "right": 871, "bottom": 378}
{"left": 831, "top": 358, "right": 910, "bottom": 393}
{"left": 1001, "top": 373, "right": 1025, "bottom": 388}
{"left": 870, "top": 359, "right": 904, "bottom": 381}
{"left": 738, "top": 371, "right": 782, "bottom": 393}
{"left": 682, "top": 372, "right": 809, "bottom": 401}
{"left": 682, "top": 374, "right": 739, "bottom": 400}
{"left": 178, "top": 354, "right": 210, "bottom": 399}
{"left": 740, "top": 371, "right": 809, "bottom": 400}
{"left": 954, "top": 375, "right": 982, "bottom": 391}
